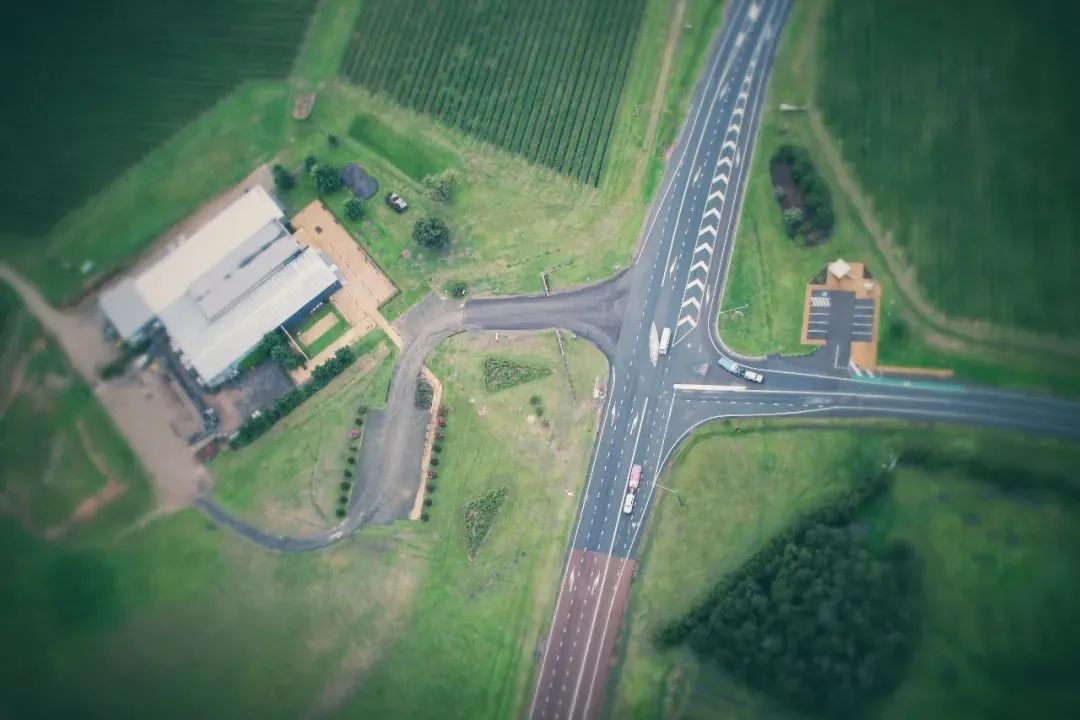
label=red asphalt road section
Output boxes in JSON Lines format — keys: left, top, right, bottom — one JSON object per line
{"left": 530, "top": 549, "right": 637, "bottom": 720}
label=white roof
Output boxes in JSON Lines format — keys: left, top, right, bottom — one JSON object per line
{"left": 99, "top": 278, "right": 155, "bottom": 340}
{"left": 158, "top": 249, "right": 339, "bottom": 384}
{"left": 828, "top": 258, "right": 852, "bottom": 279}
{"left": 135, "top": 186, "right": 284, "bottom": 313}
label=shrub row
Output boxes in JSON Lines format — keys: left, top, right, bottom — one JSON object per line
{"left": 462, "top": 485, "right": 510, "bottom": 559}
{"left": 230, "top": 346, "right": 357, "bottom": 449}
{"left": 482, "top": 356, "right": 552, "bottom": 393}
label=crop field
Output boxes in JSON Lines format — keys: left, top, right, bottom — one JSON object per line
{"left": 818, "top": 0, "right": 1080, "bottom": 337}
{"left": 1, "top": 0, "right": 316, "bottom": 243}
{"left": 342, "top": 0, "right": 646, "bottom": 186}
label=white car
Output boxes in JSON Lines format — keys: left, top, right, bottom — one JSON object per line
{"left": 622, "top": 492, "right": 635, "bottom": 515}
{"left": 742, "top": 369, "right": 765, "bottom": 384}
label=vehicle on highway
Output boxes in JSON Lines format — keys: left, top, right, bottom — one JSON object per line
{"left": 628, "top": 464, "right": 642, "bottom": 490}
{"left": 718, "top": 356, "right": 765, "bottom": 384}
{"left": 622, "top": 492, "right": 635, "bottom": 515}
{"left": 386, "top": 192, "right": 408, "bottom": 212}
{"left": 658, "top": 327, "right": 672, "bottom": 355}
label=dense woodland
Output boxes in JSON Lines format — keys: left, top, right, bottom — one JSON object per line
{"left": 658, "top": 474, "right": 918, "bottom": 717}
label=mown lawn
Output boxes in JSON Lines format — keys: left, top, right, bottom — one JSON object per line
{"left": 818, "top": 0, "right": 1080, "bottom": 339}
{"left": 1, "top": 326, "right": 609, "bottom": 719}
{"left": 339, "top": 332, "right": 607, "bottom": 718}
{"left": 612, "top": 422, "right": 1080, "bottom": 719}
{"left": 717, "top": 0, "right": 1080, "bottom": 394}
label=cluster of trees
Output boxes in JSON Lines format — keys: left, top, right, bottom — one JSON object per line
{"left": 230, "top": 346, "right": 357, "bottom": 448}
{"left": 256, "top": 330, "right": 304, "bottom": 370}
{"left": 310, "top": 162, "right": 342, "bottom": 195}
{"left": 772, "top": 145, "right": 836, "bottom": 244}
{"left": 657, "top": 473, "right": 919, "bottom": 717}
{"left": 413, "top": 216, "right": 451, "bottom": 250}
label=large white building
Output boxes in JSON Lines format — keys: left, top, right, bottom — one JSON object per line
{"left": 100, "top": 186, "right": 340, "bottom": 386}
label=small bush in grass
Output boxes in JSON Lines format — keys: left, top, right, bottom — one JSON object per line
{"left": 427, "top": 470, "right": 437, "bottom": 479}
{"left": 444, "top": 280, "right": 468, "bottom": 298}
{"left": 483, "top": 356, "right": 552, "bottom": 392}
{"left": 432, "top": 443, "right": 442, "bottom": 453}
{"left": 343, "top": 470, "right": 352, "bottom": 479}
{"left": 534, "top": 406, "right": 544, "bottom": 418}
{"left": 336, "top": 508, "right": 347, "bottom": 518}
{"left": 415, "top": 377, "right": 434, "bottom": 409}
{"left": 430, "top": 458, "right": 439, "bottom": 467}
{"left": 438, "top": 404, "right": 448, "bottom": 417}
{"left": 340, "top": 481, "right": 351, "bottom": 491}
{"left": 346, "top": 456, "right": 356, "bottom": 465}
{"left": 424, "top": 498, "right": 433, "bottom": 507}
{"left": 426, "top": 484, "right": 436, "bottom": 493}
{"left": 529, "top": 395, "right": 542, "bottom": 407}
{"left": 354, "top": 417, "right": 364, "bottom": 426}
{"left": 357, "top": 405, "right": 368, "bottom": 415}
{"left": 339, "top": 495, "right": 349, "bottom": 505}
{"left": 421, "top": 512, "right": 430, "bottom": 522}
{"left": 435, "top": 432, "right": 445, "bottom": 441}
{"left": 462, "top": 485, "right": 510, "bottom": 559}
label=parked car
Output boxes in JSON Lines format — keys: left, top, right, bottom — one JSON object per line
{"left": 386, "top": 192, "right": 408, "bottom": 213}
{"left": 742, "top": 369, "right": 765, "bottom": 384}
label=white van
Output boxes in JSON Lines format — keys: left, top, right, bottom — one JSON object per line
{"left": 658, "top": 327, "right": 672, "bottom": 355}
{"left": 622, "top": 492, "right": 635, "bottom": 515}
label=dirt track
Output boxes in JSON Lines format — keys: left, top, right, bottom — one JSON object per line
{"left": 0, "top": 263, "right": 207, "bottom": 515}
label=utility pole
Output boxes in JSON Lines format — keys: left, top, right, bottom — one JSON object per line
{"left": 654, "top": 482, "right": 685, "bottom": 507}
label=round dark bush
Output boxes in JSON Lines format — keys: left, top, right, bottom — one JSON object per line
{"left": 354, "top": 418, "right": 363, "bottom": 426}
{"left": 346, "top": 456, "right": 356, "bottom": 465}
{"left": 340, "top": 481, "right": 351, "bottom": 491}
{"left": 343, "top": 470, "right": 352, "bottom": 479}
{"left": 429, "top": 458, "right": 439, "bottom": 467}
{"left": 339, "top": 494, "right": 349, "bottom": 505}
{"left": 421, "top": 512, "right": 430, "bottom": 522}
{"left": 426, "top": 484, "right": 436, "bottom": 493}
{"left": 357, "top": 405, "right": 368, "bottom": 415}
{"left": 424, "top": 498, "right": 433, "bottom": 507}
{"left": 432, "top": 443, "right": 442, "bottom": 453}
{"left": 336, "top": 507, "right": 347, "bottom": 518}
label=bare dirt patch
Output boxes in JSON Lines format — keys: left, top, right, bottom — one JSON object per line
{"left": 44, "top": 421, "right": 128, "bottom": 539}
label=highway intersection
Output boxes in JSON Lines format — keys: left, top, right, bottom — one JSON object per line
{"left": 192, "top": 0, "right": 1080, "bottom": 716}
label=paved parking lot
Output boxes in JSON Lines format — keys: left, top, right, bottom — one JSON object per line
{"left": 805, "top": 288, "right": 832, "bottom": 342}
{"left": 852, "top": 298, "right": 876, "bottom": 342}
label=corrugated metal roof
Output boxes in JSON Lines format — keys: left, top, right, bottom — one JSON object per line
{"left": 99, "top": 278, "right": 155, "bottom": 340}
{"left": 158, "top": 249, "right": 339, "bottom": 384}
{"left": 135, "top": 186, "right": 284, "bottom": 313}
{"left": 186, "top": 221, "right": 299, "bottom": 321}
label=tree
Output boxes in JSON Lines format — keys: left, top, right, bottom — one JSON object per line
{"left": 310, "top": 163, "right": 342, "bottom": 195}
{"left": 343, "top": 196, "right": 363, "bottom": 221}
{"left": 781, "top": 207, "right": 804, "bottom": 238}
{"left": 272, "top": 163, "right": 294, "bottom": 191}
{"left": 304, "top": 154, "right": 318, "bottom": 171}
{"left": 424, "top": 170, "right": 458, "bottom": 202}
{"left": 413, "top": 216, "right": 451, "bottom": 250}
{"left": 444, "top": 280, "right": 468, "bottom": 298}
{"left": 327, "top": 133, "right": 340, "bottom": 147}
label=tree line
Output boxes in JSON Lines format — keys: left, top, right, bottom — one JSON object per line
{"left": 657, "top": 472, "right": 919, "bottom": 717}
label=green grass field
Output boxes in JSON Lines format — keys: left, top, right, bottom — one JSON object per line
{"left": 294, "top": 304, "right": 350, "bottom": 357}
{"left": 0, "top": 286, "right": 152, "bottom": 541}
{"left": 717, "top": 0, "right": 1080, "bottom": 394}
{"left": 0, "top": 0, "right": 317, "bottom": 242}
{"left": 6, "top": 0, "right": 720, "bottom": 310}
{"left": 612, "top": 422, "right": 1080, "bottom": 719}
{"left": 1, "top": 330, "right": 607, "bottom": 718}
{"left": 818, "top": 0, "right": 1080, "bottom": 338}
{"left": 342, "top": 0, "right": 646, "bottom": 186}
